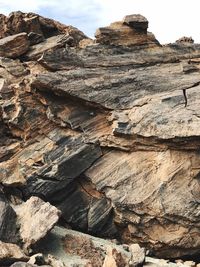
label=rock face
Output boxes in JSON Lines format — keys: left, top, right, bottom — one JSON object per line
{"left": 1, "top": 11, "right": 200, "bottom": 265}
{"left": 0, "top": 33, "right": 29, "bottom": 58}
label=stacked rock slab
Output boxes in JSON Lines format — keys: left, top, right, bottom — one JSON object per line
{"left": 1, "top": 11, "right": 200, "bottom": 265}
{"left": 95, "top": 14, "right": 160, "bottom": 46}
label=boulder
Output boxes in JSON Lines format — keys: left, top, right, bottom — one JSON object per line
{"left": 0, "top": 158, "right": 25, "bottom": 186}
{"left": 0, "top": 33, "right": 29, "bottom": 58}
{"left": 15, "top": 197, "right": 60, "bottom": 248}
{"left": 123, "top": 14, "right": 148, "bottom": 32}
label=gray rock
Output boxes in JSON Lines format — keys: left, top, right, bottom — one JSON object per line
{"left": 0, "top": 242, "right": 28, "bottom": 265}
{"left": 37, "top": 226, "right": 133, "bottom": 267}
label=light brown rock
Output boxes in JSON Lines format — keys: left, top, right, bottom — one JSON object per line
{"left": 95, "top": 21, "right": 159, "bottom": 47}
{"left": 102, "top": 247, "right": 118, "bottom": 267}
{"left": 15, "top": 196, "right": 61, "bottom": 248}
{"left": 123, "top": 14, "right": 148, "bottom": 31}
{"left": 0, "top": 158, "right": 25, "bottom": 186}
{"left": 0, "top": 241, "right": 28, "bottom": 265}
{"left": 0, "top": 33, "right": 29, "bottom": 58}
{"left": 129, "top": 244, "right": 145, "bottom": 266}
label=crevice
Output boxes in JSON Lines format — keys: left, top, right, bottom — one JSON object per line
{"left": 183, "top": 88, "right": 187, "bottom": 107}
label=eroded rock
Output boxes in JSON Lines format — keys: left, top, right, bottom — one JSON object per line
{"left": 0, "top": 191, "right": 19, "bottom": 243}
{"left": 0, "top": 11, "right": 200, "bottom": 262}
{"left": 15, "top": 196, "right": 60, "bottom": 248}
{"left": 95, "top": 14, "right": 159, "bottom": 47}
{"left": 0, "top": 242, "right": 28, "bottom": 265}
{"left": 0, "top": 33, "right": 29, "bottom": 58}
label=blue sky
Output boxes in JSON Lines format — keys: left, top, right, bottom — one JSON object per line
{"left": 0, "top": 0, "right": 200, "bottom": 44}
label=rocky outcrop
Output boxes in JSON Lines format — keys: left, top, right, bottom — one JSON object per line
{"left": 95, "top": 15, "right": 159, "bottom": 47}
{"left": 0, "top": 11, "right": 87, "bottom": 45}
{"left": 1, "top": 10, "right": 200, "bottom": 266}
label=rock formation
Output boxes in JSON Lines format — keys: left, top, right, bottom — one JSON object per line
{"left": 0, "top": 11, "right": 200, "bottom": 266}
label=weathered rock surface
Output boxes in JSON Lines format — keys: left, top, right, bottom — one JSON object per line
{"left": 0, "top": 192, "right": 19, "bottom": 243}
{"left": 95, "top": 15, "right": 159, "bottom": 47}
{"left": 0, "top": 241, "right": 28, "bottom": 265}
{"left": 0, "top": 11, "right": 87, "bottom": 44}
{"left": 11, "top": 263, "right": 50, "bottom": 267}
{"left": 15, "top": 196, "right": 60, "bottom": 248}
{"left": 1, "top": 11, "right": 200, "bottom": 264}
{"left": 37, "top": 226, "right": 135, "bottom": 267}
{"left": 0, "top": 33, "right": 29, "bottom": 58}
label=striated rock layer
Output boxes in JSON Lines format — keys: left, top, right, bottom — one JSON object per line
{"left": 0, "top": 11, "right": 200, "bottom": 264}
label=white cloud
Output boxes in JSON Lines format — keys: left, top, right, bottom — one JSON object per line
{"left": 0, "top": 0, "right": 200, "bottom": 43}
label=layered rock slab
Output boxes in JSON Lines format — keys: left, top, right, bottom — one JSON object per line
{"left": 15, "top": 196, "right": 60, "bottom": 249}
{"left": 85, "top": 149, "right": 200, "bottom": 258}
{"left": 0, "top": 33, "right": 29, "bottom": 58}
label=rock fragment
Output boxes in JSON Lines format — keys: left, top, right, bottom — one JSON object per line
{"left": 15, "top": 196, "right": 60, "bottom": 248}
{"left": 0, "top": 192, "right": 19, "bottom": 243}
{"left": 123, "top": 14, "right": 148, "bottom": 32}
{"left": 0, "top": 241, "right": 28, "bottom": 265}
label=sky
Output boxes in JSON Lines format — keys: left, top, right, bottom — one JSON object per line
{"left": 0, "top": 0, "right": 200, "bottom": 44}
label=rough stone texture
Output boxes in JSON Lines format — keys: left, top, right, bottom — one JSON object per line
{"left": 38, "top": 226, "right": 133, "bottom": 267}
{"left": 0, "top": 242, "right": 28, "bottom": 265}
{"left": 0, "top": 33, "right": 29, "bottom": 58}
{"left": 0, "top": 11, "right": 87, "bottom": 45}
{"left": 129, "top": 244, "right": 145, "bottom": 266}
{"left": 123, "top": 14, "right": 148, "bottom": 31}
{"left": 0, "top": 191, "right": 19, "bottom": 243}
{"left": 11, "top": 263, "right": 50, "bottom": 267}
{"left": 15, "top": 197, "right": 60, "bottom": 248}
{"left": 85, "top": 149, "right": 200, "bottom": 258}
{"left": 176, "top": 36, "right": 194, "bottom": 44}
{"left": 25, "top": 34, "right": 77, "bottom": 60}
{"left": 95, "top": 21, "right": 159, "bottom": 47}
{"left": 0, "top": 158, "right": 25, "bottom": 186}
{"left": 1, "top": 11, "right": 200, "bottom": 262}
